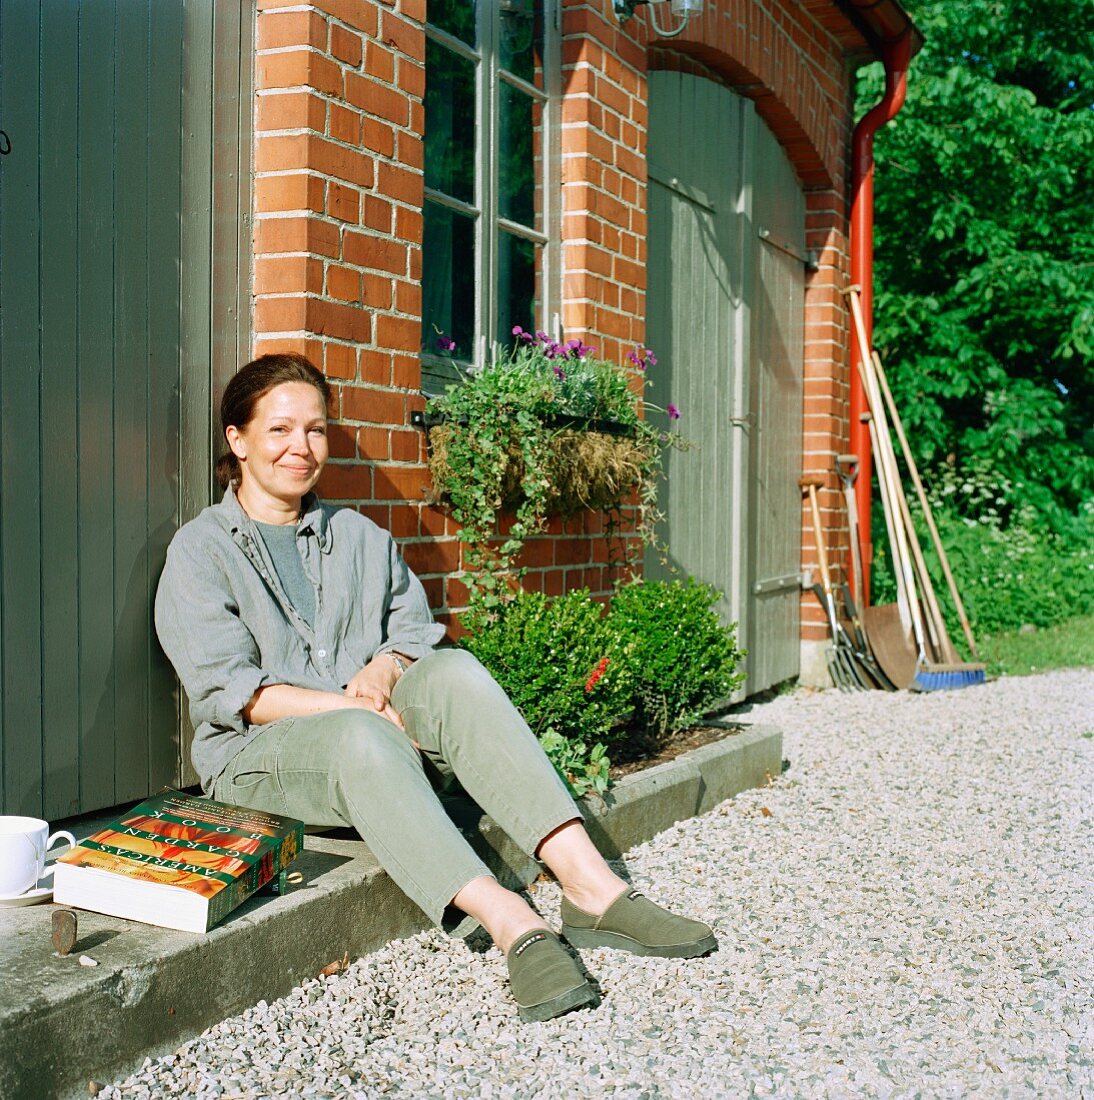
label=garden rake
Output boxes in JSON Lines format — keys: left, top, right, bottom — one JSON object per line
{"left": 800, "top": 474, "right": 872, "bottom": 691}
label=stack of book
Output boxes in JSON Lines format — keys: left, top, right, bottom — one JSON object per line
{"left": 53, "top": 789, "right": 304, "bottom": 933}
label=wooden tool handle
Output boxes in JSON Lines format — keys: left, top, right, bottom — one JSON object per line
{"left": 801, "top": 480, "right": 834, "bottom": 594}
{"left": 871, "top": 350, "right": 979, "bottom": 660}
{"left": 844, "top": 286, "right": 926, "bottom": 657}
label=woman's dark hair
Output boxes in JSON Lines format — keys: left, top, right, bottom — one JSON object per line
{"left": 216, "top": 353, "right": 332, "bottom": 489}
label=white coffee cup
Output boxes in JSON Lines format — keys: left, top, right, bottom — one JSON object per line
{"left": 0, "top": 816, "right": 77, "bottom": 896}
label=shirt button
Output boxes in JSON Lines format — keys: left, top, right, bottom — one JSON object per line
{"left": 317, "top": 649, "right": 327, "bottom": 659}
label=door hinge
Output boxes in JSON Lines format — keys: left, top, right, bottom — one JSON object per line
{"left": 757, "top": 226, "right": 817, "bottom": 271}
{"left": 752, "top": 571, "right": 804, "bottom": 595}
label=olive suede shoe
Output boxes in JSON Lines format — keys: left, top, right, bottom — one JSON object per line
{"left": 560, "top": 890, "right": 717, "bottom": 958}
{"left": 505, "top": 928, "right": 598, "bottom": 1023}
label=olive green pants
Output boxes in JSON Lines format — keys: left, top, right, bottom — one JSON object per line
{"left": 210, "top": 648, "right": 580, "bottom": 924}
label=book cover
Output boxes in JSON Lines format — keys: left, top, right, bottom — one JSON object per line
{"left": 54, "top": 789, "right": 305, "bottom": 932}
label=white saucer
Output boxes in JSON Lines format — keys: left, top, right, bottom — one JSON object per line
{"left": 0, "top": 879, "right": 53, "bottom": 907}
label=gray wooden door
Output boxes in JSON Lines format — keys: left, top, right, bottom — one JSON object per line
{"left": 0, "top": 0, "right": 252, "bottom": 818}
{"left": 647, "top": 71, "right": 804, "bottom": 695}
{"left": 747, "top": 118, "right": 805, "bottom": 692}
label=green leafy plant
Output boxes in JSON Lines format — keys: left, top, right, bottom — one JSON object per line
{"left": 461, "top": 579, "right": 746, "bottom": 794}
{"left": 870, "top": 462, "right": 1094, "bottom": 641}
{"left": 426, "top": 331, "right": 685, "bottom": 609}
{"left": 608, "top": 579, "right": 746, "bottom": 743}
{"left": 460, "top": 587, "right": 635, "bottom": 748}
{"left": 859, "top": 0, "right": 1094, "bottom": 527}
{"left": 538, "top": 731, "right": 611, "bottom": 799}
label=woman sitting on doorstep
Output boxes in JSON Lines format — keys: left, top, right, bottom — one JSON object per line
{"left": 155, "top": 353, "right": 715, "bottom": 1022}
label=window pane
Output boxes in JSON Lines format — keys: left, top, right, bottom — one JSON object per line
{"left": 425, "top": 39, "right": 476, "bottom": 203}
{"left": 428, "top": 2, "right": 476, "bottom": 47}
{"left": 496, "top": 231, "right": 540, "bottom": 347}
{"left": 423, "top": 202, "right": 476, "bottom": 358}
{"left": 498, "top": 82, "right": 539, "bottom": 229}
{"left": 499, "top": 0, "right": 544, "bottom": 90}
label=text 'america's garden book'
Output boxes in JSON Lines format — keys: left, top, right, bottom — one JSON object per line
{"left": 53, "top": 789, "right": 304, "bottom": 933}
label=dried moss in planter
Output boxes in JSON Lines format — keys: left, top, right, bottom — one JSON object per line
{"left": 428, "top": 423, "right": 656, "bottom": 517}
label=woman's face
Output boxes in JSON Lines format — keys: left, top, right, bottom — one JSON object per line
{"left": 226, "top": 381, "right": 329, "bottom": 510}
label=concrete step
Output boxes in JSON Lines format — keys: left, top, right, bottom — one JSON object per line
{"left": 0, "top": 723, "right": 781, "bottom": 1100}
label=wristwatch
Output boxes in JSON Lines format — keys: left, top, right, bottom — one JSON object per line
{"left": 384, "top": 651, "right": 410, "bottom": 675}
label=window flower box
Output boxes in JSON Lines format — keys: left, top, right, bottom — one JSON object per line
{"left": 419, "top": 330, "right": 685, "bottom": 610}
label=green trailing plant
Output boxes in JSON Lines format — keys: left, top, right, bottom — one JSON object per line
{"left": 608, "top": 579, "right": 746, "bottom": 744}
{"left": 426, "top": 331, "right": 685, "bottom": 609}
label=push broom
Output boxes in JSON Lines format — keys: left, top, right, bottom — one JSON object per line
{"left": 844, "top": 286, "right": 985, "bottom": 691}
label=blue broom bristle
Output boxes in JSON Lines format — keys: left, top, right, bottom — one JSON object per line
{"left": 912, "top": 664, "right": 987, "bottom": 692}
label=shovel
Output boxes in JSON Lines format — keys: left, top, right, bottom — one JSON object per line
{"left": 835, "top": 454, "right": 896, "bottom": 691}
{"left": 844, "top": 286, "right": 985, "bottom": 690}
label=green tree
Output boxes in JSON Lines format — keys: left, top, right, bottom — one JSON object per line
{"left": 858, "top": 0, "right": 1094, "bottom": 526}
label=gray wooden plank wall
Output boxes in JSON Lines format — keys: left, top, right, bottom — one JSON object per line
{"left": 646, "top": 71, "right": 748, "bottom": 638}
{"left": 0, "top": 0, "right": 185, "bottom": 817}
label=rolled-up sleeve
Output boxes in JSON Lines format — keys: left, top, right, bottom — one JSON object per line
{"left": 376, "top": 535, "right": 446, "bottom": 659}
{"left": 154, "top": 536, "right": 271, "bottom": 733}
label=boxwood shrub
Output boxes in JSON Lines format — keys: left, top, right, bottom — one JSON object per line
{"left": 461, "top": 579, "right": 745, "bottom": 795}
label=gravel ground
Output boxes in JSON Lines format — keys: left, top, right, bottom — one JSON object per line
{"left": 103, "top": 669, "right": 1093, "bottom": 1098}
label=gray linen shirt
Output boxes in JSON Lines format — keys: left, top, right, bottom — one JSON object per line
{"left": 154, "top": 485, "right": 446, "bottom": 792}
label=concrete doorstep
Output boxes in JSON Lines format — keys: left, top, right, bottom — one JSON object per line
{"left": 0, "top": 723, "right": 782, "bottom": 1100}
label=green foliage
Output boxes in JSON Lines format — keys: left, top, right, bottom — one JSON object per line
{"left": 870, "top": 463, "right": 1094, "bottom": 640}
{"left": 426, "top": 332, "right": 684, "bottom": 609}
{"left": 537, "top": 731, "right": 611, "bottom": 800}
{"left": 980, "top": 613, "right": 1094, "bottom": 678}
{"left": 461, "top": 580, "right": 746, "bottom": 794}
{"left": 425, "top": 356, "right": 557, "bottom": 611}
{"left": 608, "top": 579, "right": 746, "bottom": 741}
{"left": 858, "top": 0, "right": 1094, "bottom": 527}
{"left": 460, "top": 586, "right": 636, "bottom": 746}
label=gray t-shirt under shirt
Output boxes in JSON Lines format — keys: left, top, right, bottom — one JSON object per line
{"left": 254, "top": 521, "right": 316, "bottom": 627}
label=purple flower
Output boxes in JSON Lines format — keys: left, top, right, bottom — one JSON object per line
{"left": 553, "top": 364, "right": 566, "bottom": 381}
{"left": 435, "top": 334, "right": 457, "bottom": 352}
{"left": 667, "top": 403, "right": 681, "bottom": 420}
{"left": 628, "top": 346, "right": 657, "bottom": 370}
{"left": 563, "top": 338, "right": 595, "bottom": 359}
{"left": 512, "top": 325, "right": 534, "bottom": 344}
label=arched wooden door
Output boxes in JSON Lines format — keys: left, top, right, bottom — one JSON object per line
{"left": 646, "top": 71, "right": 805, "bottom": 696}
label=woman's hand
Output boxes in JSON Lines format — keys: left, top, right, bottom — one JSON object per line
{"left": 344, "top": 657, "right": 403, "bottom": 729}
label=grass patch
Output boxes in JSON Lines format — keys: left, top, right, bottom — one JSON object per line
{"left": 981, "top": 613, "right": 1094, "bottom": 678}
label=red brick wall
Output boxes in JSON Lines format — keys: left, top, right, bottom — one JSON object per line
{"left": 250, "top": 0, "right": 873, "bottom": 646}
{"left": 557, "top": 1, "right": 861, "bottom": 645}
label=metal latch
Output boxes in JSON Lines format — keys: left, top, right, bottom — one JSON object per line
{"left": 752, "top": 572, "right": 804, "bottom": 595}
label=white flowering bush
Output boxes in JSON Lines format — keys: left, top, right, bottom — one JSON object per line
{"left": 871, "top": 463, "right": 1094, "bottom": 638}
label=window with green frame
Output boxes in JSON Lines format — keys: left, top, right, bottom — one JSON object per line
{"left": 421, "top": 0, "right": 559, "bottom": 392}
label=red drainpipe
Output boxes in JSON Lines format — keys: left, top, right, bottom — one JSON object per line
{"left": 849, "top": 29, "right": 914, "bottom": 602}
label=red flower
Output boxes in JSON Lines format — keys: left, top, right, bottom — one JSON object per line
{"left": 584, "top": 657, "right": 610, "bottom": 693}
